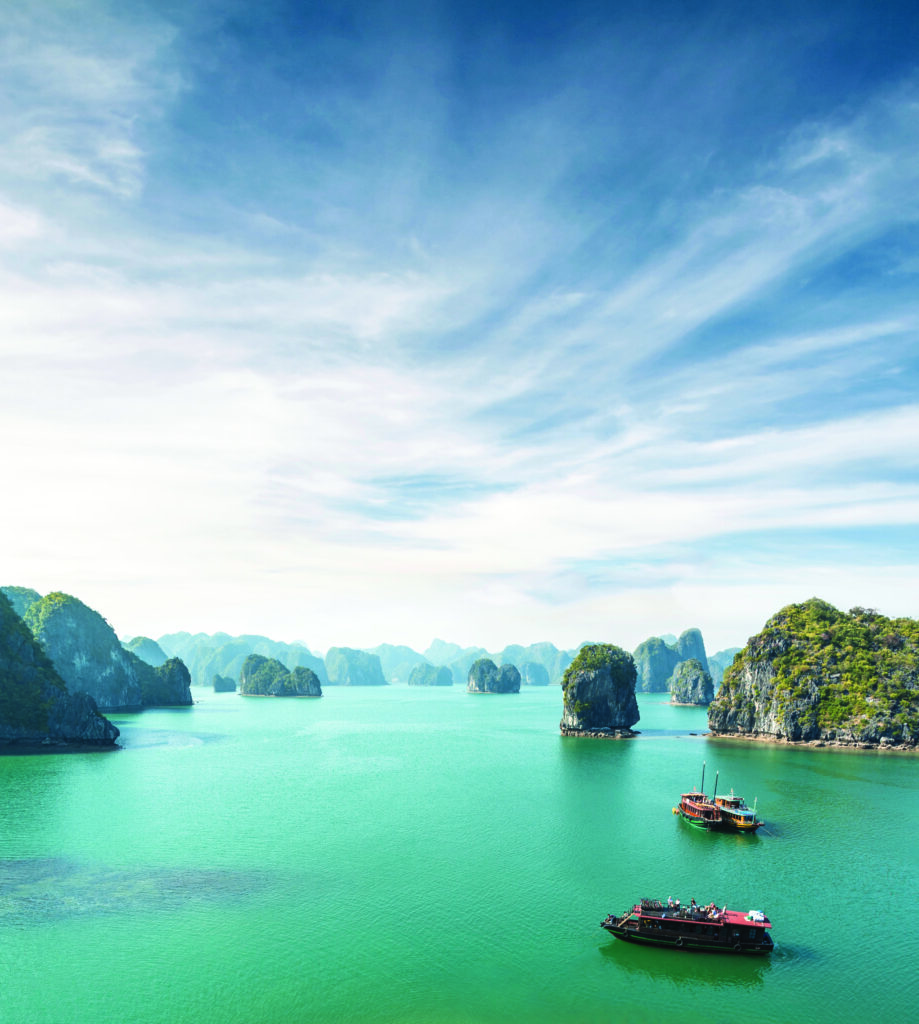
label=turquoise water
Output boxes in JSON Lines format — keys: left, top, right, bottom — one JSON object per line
{"left": 1, "top": 688, "right": 917, "bottom": 1023}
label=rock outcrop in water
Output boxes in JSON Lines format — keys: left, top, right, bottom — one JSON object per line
{"left": 707, "top": 648, "right": 742, "bottom": 686}
{"left": 560, "top": 644, "right": 639, "bottom": 736}
{"left": 408, "top": 663, "right": 453, "bottom": 686}
{"left": 519, "top": 661, "right": 550, "bottom": 686}
{"left": 467, "top": 658, "right": 521, "bottom": 693}
{"left": 123, "top": 636, "right": 169, "bottom": 667}
{"left": 18, "top": 591, "right": 192, "bottom": 710}
{"left": 325, "top": 647, "right": 386, "bottom": 686}
{"left": 708, "top": 598, "right": 919, "bottom": 748}
{"left": 0, "top": 593, "right": 120, "bottom": 748}
{"left": 213, "top": 673, "right": 236, "bottom": 692}
{"left": 632, "top": 629, "right": 710, "bottom": 692}
{"left": 239, "top": 655, "right": 322, "bottom": 696}
{"left": 632, "top": 636, "right": 680, "bottom": 692}
{"left": 366, "top": 644, "right": 430, "bottom": 684}
{"left": 158, "top": 632, "right": 329, "bottom": 689}
{"left": 668, "top": 658, "right": 714, "bottom": 705}
{"left": 425, "top": 639, "right": 577, "bottom": 685}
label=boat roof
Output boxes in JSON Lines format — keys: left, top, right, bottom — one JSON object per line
{"left": 723, "top": 909, "right": 771, "bottom": 928}
{"left": 634, "top": 902, "right": 771, "bottom": 928}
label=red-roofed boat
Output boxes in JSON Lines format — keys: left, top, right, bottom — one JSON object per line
{"left": 601, "top": 898, "right": 774, "bottom": 953}
{"left": 674, "top": 762, "right": 722, "bottom": 830}
{"left": 674, "top": 763, "right": 763, "bottom": 833}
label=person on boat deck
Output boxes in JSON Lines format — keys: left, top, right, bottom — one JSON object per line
{"left": 667, "top": 897, "right": 674, "bottom": 907}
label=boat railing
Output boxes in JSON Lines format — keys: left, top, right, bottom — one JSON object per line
{"left": 637, "top": 900, "right": 727, "bottom": 923}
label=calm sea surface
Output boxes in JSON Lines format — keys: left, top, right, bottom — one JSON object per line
{"left": 1, "top": 687, "right": 917, "bottom": 1024}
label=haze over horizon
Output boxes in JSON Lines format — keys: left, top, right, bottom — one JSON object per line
{"left": 3, "top": 1, "right": 918, "bottom": 656}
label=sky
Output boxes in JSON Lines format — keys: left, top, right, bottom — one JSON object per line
{"left": 2, "top": 0, "right": 919, "bottom": 656}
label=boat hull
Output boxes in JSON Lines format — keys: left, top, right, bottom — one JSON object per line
{"left": 601, "top": 902, "right": 774, "bottom": 955}
{"left": 602, "top": 921, "right": 772, "bottom": 954}
{"left": 677, "top": 808, "right": 716, "bottom": 831}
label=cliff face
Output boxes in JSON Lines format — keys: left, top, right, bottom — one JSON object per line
{"left": 708, "top": 599, "right": 919, "bottom": 747}
{"left": 1, "top": 586, "right": 42, "bottom": 619}
{"left": 560, "top": 644, "right": 639, "bottom": 735}
{"left": 708, "top": 648, "right": 742, "bottom": 686}
{"left": 366, "top": 644, "right": 430, "bottom": 684}
{"left": 25, "top": 593, "right": 144, "bottom": 709}
{"left": 519, "top": 661, "right": 550, "bottom": 686}
{"left": 23, "top": 593, "right": 192, "bottom": 710}
{"left": 135, "top": 658, "right": 193, "bottom": 706}
{"left": 239, "top": 655, "right": 322, "bottom": 696}
{"left": 0, "top": 594, "right": 119, "bottom": 747}
{"left": 408, "top": 663, "right": 453, "bottom": 686}
{"left": 467, "top": 658, "right": 521, "bottom": 693}
{"left": 325, "top": 647, "right": 386, "bottom": 686}
{"left": 632, "top": 637, "right": 679, "bottom": 692}
{"left": 675, "top": 629, "right": 709, "bottom": 672}
{"left": 123, "top": 636, "right": 169, "bottom": 667}
{"left": 157, "top": 632, "right": 329, "bottom": 688}
{"left": 669, "top": 658, "right": 714, "bottom": 705}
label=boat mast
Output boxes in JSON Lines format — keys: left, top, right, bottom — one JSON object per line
{"left": 713, "top": 771, "right": 719, "bottom": 799}
{"left": 700, "top": 761, "right": 706, "bottom": 794}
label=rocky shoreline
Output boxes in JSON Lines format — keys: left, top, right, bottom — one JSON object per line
{"left": 559, "top": 725, "right": 639, "bottom": 739}
{"left": 707, "top": 731, "right": 918, "bottom": 753}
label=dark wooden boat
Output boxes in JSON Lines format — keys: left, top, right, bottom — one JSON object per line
{"left": 601, "top": 898, "right": 774, "bottom": 953}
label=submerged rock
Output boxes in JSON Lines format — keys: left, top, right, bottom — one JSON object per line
{"left": 560, "top": 644, "right": 639, "bottom": 736}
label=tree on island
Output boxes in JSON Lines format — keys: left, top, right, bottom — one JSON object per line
{"left": 239, "top": 655, "right": 322, "bottom": 696}
{"left": 560, "top": 644, "right": 639, "bottom": 736}
{"left": 467, "top": 658, "right": 521, "bottom": 693}
{"left": 709, "top": 598, "right": 919, "bottom": 747}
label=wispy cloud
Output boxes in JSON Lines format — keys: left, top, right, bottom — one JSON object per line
{"left": 1, "top": 3, "right": 918, "bottom": 651}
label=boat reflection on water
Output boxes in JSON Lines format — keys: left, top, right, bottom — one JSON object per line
{"left": 598, "top": 937, "right": 772, "bottom": 989}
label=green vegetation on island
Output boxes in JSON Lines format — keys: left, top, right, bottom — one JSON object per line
{"left": 239, "top": 655, "right": 322, "bottom": 696}
{"left": 0, "top": 593, "right": 119, "bottom": 747}
{"left": 560, "top": 644, "right": 639, "bottom": 735}
{"left": 325, "top": 647, "right": 386, "bottom": 686}
{"left": 408, "top": 663, "right": 453, "bottom": 686}
{"left": 709, "top": 598, "right": 919, "bottom": 746}
{"left": 467, "top": 658, "right": 521, "bottom": 693}
{"left": 668, "top": 658, "right": 714, "bottom": 705}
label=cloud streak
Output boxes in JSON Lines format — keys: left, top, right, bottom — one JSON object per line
{"left": 1, "top": 1, "right": 918, "bottom": 653}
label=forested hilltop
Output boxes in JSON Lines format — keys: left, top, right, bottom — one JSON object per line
{"left": 709, "top": 599, "right": 919, "bottom": 749}
{"left": 0, "top": 593, "right": 120, "bottom": 748}
{"left": 1, "top": 586, "right": 191, "bottom": 713}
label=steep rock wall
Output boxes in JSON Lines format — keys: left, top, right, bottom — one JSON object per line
{"left": 560, "top": 644, "right": 639, "bottom": 735}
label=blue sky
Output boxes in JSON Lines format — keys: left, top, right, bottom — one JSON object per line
{"left": 2, "top": 0, "right": 918, "bottom": 655}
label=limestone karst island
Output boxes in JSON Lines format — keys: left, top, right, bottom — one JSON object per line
{"left": 1, "top": 584, "right": 917, "bottom": 752}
